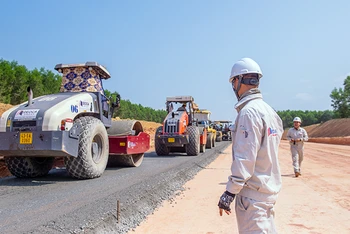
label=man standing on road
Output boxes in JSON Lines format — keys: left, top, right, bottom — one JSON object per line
{"left": 286, "top": 117, "right": 308, "bottom": 177}
{"left": 217, "top": 58, "right": 283, "bottom": 233}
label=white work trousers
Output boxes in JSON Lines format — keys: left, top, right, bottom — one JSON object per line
{"left": 290, "top": 144, "right": 304, "bottom": 173}
{"left": 235, "top": 195, "right": 277, "bottom": 234}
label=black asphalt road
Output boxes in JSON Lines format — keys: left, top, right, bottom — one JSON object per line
{"left": 0, "top": 142, "right": 230, "bottom": 234}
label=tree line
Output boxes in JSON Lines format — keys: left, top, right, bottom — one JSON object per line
{"left": 104, "top": 90, "right": 167, "bottom": 122}
{"left": 0, "top": 60, "right": 62, "bottom": 104}
{"left": 1, "top": 59, "right": 349, "bottom": 125}
{"left": 0, "top": 59, "right": 167, "bottom": 123}
{"left": 276, "top": 110, "right": 334, "bottom": 129}
{"left": 330, "top": 76, "right": 350, "bottom": 118}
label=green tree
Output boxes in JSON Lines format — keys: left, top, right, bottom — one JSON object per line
{"left": 0, "top": 59, "right": 62, "bottom": 104}
{"left": 277, "top": 109, "right": 334, "bottom": 129}
{"left": 330, "top": 76, "right": 350, "bottom": 118}
{"left": 0, "top": 59, "right": 172, "bottom": 123}
{"left": 320, "top": 110, "right": 334, "bottom": 122}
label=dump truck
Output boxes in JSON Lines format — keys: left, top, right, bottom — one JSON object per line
{"left": 0, "top": 62, "right": 150, "bottom": 179}
{"left": 155, "top": 96, "right": 207, "bottom": 155}
{"left": 193, "top": 109, "right": 217, "bottom": 148}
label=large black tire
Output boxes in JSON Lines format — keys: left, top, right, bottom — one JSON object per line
{"left": 155, "top": 126, "right": 169, "bottom": 156}
{"left": 155, "top": 138, "right": 170, "bottom": 156}
{"left": 206, "top": 133, "right": 213, "bottom": 149}
{"left": 186, "top": 126, "right": 200, "bottom": 156}
{"left": 212, "top": 134, "right": 216, "bottom": 147}
{"left": 65, "top": 116, "right": 109, "bottom": 179}
{"left": 5, "top": 157, "right": 54, "bottom": 178}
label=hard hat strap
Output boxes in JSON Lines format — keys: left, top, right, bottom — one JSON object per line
{"left": 240, "top": 78, "right": 260, "bottom": 86}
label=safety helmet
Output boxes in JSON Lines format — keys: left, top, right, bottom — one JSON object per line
{"left": 229, "top": 58, "right": 263, "bottom": 83}
{"left": 293, "top": 117, "right": 301, "bottom": 122}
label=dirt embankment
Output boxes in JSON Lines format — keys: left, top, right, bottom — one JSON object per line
{"left": 282, "top": 118, "right": 350, "bottom": 145}
{"left": 0, "top": 103, "right": 14, "bottom": 116}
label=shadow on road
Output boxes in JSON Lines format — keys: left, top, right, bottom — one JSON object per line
{"left": 0, "top": 168, "right": 77, "bottom": 186}
{"left": 281, "top": 174, "right": 295, "bottom": 178}
{"left": 143, "top": 151, "right": 187, "bottom": 158}
{"left": 145, "top": 150, "right": 215, "bottom": 158}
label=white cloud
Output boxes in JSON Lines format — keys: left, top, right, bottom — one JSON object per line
{"left": 295, "top": 93, "right": 313, "bottom": 101}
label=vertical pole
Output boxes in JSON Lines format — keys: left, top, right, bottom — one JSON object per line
{"left": 117, "top": 200, "right": 120, "bottom": 223}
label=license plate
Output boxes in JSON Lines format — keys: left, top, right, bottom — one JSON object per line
{"left": 168, "top": 138, "right": 175, "bottom": 143}
{"left": 20, "top": 132, "right": 32, "bottom": 144}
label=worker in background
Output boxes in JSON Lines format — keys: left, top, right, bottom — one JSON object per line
{"left": 286, "top": 117, "right": 308, "bottom": 177}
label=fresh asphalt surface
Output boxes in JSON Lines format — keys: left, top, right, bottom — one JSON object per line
{"left": 0, "top": 142, "right": 231, "bottom": 234}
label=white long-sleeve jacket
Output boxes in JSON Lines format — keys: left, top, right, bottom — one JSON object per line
{"left": 226, "top": 89, "right": 283, "bottom": 202}
{"left": 286, "top": 127, "right": 308, "bottom": 146}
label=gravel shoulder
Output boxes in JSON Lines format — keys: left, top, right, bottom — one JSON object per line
{"left": 0, "top": 142, "right": 230, "bottom": 234}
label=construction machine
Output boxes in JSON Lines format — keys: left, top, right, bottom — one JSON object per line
{"left": 0, "top": 62, "right": 150, "bottom": 179}
{"left": 193, "top": 109, "right": 217, "bottom": 149}
{"left": 214, "top": 120, "right": 233, "bottom": 141}
{"left": 155, "top": 96, "right": 207, "bottom": 156}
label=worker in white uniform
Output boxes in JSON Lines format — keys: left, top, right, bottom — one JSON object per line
{"left": 286, "top": 117, "right": 308, "bottom": 177}
{"left": 218, "top": 58, "right": 283, "bottom": 234}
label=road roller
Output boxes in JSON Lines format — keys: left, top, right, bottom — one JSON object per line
{"left": 0, "top": 62, "right": 150, "bottom": 179}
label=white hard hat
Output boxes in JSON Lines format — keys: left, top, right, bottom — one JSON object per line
{"left": 229, "top": 58, "right": 263, "bottom": 83}
{"left": 293, "top": 117, "right": 301, "bottom": 122}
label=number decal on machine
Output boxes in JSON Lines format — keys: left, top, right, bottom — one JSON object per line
{"left": 70, "top": 105, "right": 78, "bottom": 113}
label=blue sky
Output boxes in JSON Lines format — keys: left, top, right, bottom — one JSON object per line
{"left": 0, "top": 1, "right": 349, "bottom": 121}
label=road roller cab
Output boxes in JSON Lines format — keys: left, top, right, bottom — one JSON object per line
{"left": 155, "top": 96, "right": 207, "bottom": 156}
{"left": 0, "top": 62, "right": 150, "bottom": 179}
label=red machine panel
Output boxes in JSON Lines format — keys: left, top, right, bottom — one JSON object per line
{"left": 108, "top": 132, "right": 150, "bottom": 155}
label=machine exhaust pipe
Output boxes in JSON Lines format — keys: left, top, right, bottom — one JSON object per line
{"left": 27, "top": 86, "right": 33, "bottom": 107}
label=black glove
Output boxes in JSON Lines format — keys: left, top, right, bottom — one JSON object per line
{"left": 218, "top": 191, "right": 235, "bottom": 211}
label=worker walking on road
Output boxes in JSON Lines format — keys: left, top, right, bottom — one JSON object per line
{"left": 218, "top": 58, "right": 284, "bottom": 233}
{"left": 286, "top": 117, "right": 308, "bottom": 177}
